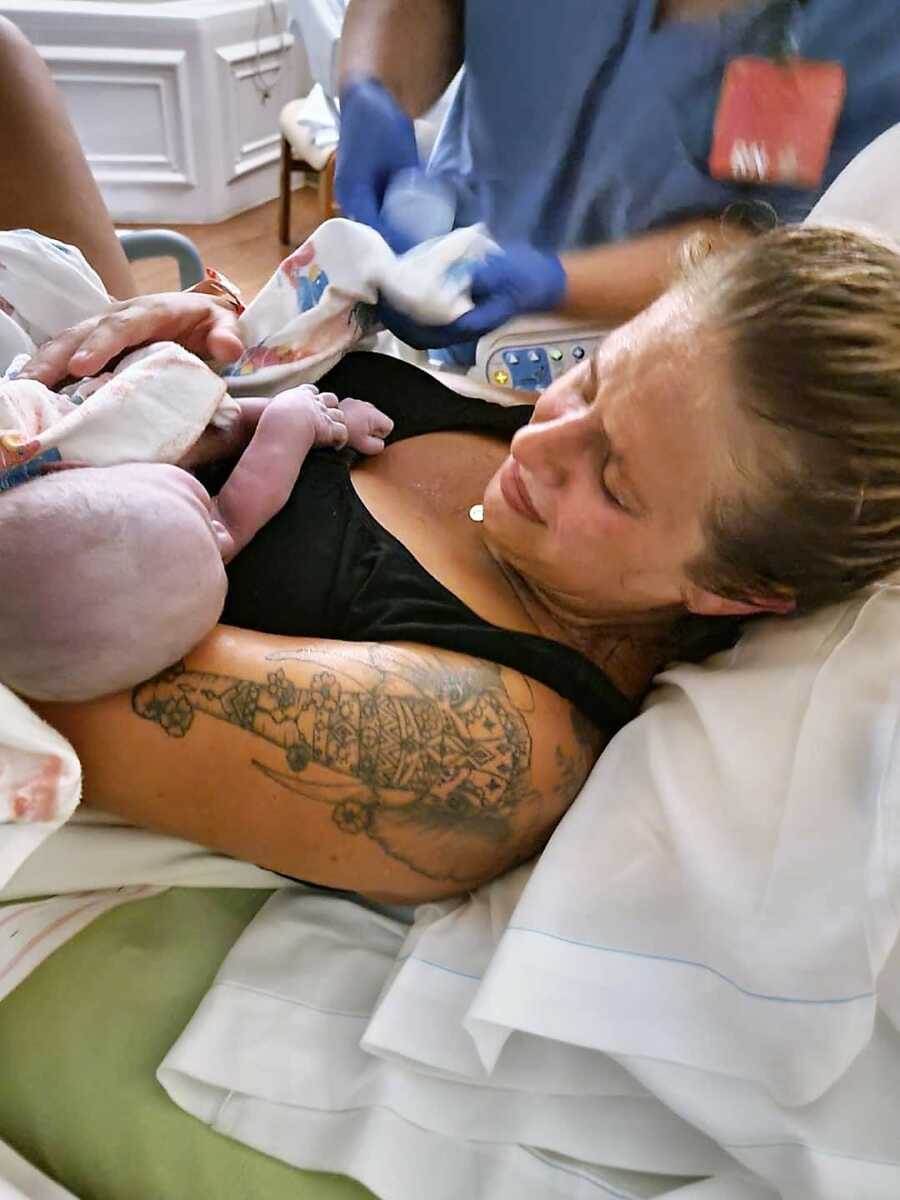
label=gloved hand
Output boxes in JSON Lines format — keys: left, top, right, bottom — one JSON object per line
{"left": 335, "top": 77, "right": 421, "bottom": 252}
{"left": 379, "top": 243, "right": 567, "bottom": 350}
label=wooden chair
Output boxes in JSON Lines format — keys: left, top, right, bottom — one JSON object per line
{"left": 278, "top": 96, "right": 339, "bottom": 246}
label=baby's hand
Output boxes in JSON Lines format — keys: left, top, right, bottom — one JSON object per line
{"left": 337, "top": 395, "right": 394, "bottom": 456}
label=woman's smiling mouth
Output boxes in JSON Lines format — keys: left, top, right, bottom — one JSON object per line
{"left": 499, "top": 457, "right": 544, "bottom": 524}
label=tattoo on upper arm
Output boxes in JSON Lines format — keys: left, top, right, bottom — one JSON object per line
{"left": 131, "top": 647, "right": 543, "bottom": 884}
{"left": 571, "top": 703, "right": 604, "bottom": 760}
{"left": 551, "top": 706, "right": 603, "bottom": 803}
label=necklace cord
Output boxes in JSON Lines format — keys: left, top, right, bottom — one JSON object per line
{"left": 252, "top": 0, "right": 288, "bottom": 104}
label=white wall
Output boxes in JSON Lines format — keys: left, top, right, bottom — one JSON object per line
{"left": 2, "top": 0, "right": 312, "bottom": 223}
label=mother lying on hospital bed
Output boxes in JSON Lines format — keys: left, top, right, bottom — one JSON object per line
{"left": 17, "top": 221, "right": 900, "bottom": 904}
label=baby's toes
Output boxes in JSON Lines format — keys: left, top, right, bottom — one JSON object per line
{"left": 340, "top": 397, "right": 394, "bottom": 455}
{"left": 317, "top": 390, "right": 340, "bottom": 410}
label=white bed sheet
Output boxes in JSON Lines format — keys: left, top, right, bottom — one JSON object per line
{"left": 0, "top": 1139, "right": 78, "bottom": 1200}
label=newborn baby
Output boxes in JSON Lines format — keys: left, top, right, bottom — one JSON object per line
{"left": 0, "top": 344, "right": 392, "bottom": 701}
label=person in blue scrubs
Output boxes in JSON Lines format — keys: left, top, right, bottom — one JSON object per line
{"left": 335, "top": 0, "right": 900, "bottom": 350}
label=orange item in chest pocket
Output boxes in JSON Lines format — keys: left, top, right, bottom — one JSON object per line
{"left": 709, "top": 56, "right": 846, "bottom": 188}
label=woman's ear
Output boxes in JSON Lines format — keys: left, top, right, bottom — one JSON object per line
{"left": 684, "top": 586, "right": 795, "bottom": 618}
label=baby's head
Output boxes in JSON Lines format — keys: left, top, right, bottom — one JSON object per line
{"left": 0, "top": 463, "right": 227, "bottom": 701}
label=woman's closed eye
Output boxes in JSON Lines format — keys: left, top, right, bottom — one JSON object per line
{"left": 601, "top": 469, "right": 629, "bottom": 512}
{"left": 598, "top": 443, "right": 644, "bottom": 517}
{"left": 580, "top": 356, "right": 644, "bottom": 516}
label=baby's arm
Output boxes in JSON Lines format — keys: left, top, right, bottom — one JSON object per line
{"left": 210, "top": 385, "right": 392, "bottom": 562}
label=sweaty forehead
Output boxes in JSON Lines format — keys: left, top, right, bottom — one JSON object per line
{"left": 599, "top": 296, "right": 720, "bottom": 429}
{"left": 597, "top": 286, "right": 703, "bottom": 381}
{"left": 598, "top": 298, "right": 748, "bottom": 519}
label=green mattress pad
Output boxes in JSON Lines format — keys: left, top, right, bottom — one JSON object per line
{"left": 0, "top": 887, "right": 374, "bottom": 1200}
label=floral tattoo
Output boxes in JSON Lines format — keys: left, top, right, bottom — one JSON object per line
{"left": 132, "top": 646, "right": 544, "bottom": 883}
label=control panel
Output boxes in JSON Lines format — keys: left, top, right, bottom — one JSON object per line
{"left": 481, "top": 335, "right": 604, "bottom": 392}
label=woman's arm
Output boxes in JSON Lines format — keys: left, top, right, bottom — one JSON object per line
{"left": 36, "top": 626, "right": 601, "bottom": 903}
{"left": 0, "top": 18, "right": 135, "bottom": 299}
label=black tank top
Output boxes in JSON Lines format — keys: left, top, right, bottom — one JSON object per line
{"left": 220, "top": 353, "right": 635, "bottom": 731}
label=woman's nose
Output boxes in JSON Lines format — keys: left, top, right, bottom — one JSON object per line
{"left": 511, "top": 409, "right": 593, "bottom": 485}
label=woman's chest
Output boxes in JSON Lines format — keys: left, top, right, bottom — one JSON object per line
{"left": 350, "top": 431, "right": 537, "bottom": 635}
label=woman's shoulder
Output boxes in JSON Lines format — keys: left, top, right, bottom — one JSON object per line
{"left": 366, "top": 640, "right": 604, "bottom": 890}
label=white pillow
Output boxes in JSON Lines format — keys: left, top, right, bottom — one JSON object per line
{"left": 808, "top": 122, "right": 900, "bottom": 240}
{"left": 462, "top": 587, "right": 900, "bottom": 1199}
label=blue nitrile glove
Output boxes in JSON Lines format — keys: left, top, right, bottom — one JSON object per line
{"left": 335, "top": 77, "right": 421, "bottom": 252}
{"left": 378, "top": 243, "right": 567, "bottom": 350}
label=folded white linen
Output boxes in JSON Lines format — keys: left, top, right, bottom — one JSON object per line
{"left": 465, "top": 591, "right": 900, "bottom": 1091}
{"left": 160, "top": 890, "right": 725, "bottom": 1198}
{"left": 0, "top": 808, "right": 286, "bottom": 900}
{"left": 0, "top": 1137, "right": 80, "bottom": 1200}
{"left": 0, "top": 683, "right": 80, "bottom": 889}
{"left": 285, "top": 1, "right": 345, "bottom": 98}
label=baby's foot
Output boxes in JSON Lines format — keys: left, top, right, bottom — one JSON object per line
{"left": 337, "top": 395, "right": 394, "bottom": 455}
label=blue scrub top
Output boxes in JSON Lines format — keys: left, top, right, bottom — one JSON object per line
{"left": 430, "top": 0, "right": 900, "bottom": 250}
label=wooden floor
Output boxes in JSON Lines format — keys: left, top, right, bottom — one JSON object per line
{"left": 121, "top": 188, "right": 322, "bottom": 299}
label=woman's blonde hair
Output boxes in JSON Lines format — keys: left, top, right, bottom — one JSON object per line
{"left": 686, "top": 224, "right": 900, "bottom": 613}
